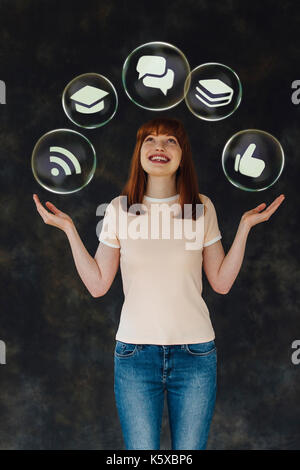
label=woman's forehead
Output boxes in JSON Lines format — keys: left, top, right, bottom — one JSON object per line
{"left": 145, "top": 132, "right": 177, "bottom": 138}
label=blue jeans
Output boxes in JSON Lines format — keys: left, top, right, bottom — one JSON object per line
{"left": 114, "top": 340, "right": 217, "bottom": 450}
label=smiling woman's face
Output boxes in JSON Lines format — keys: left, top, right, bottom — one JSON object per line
{"left": 140, "top": 133, "right": 182, "bottom": 176}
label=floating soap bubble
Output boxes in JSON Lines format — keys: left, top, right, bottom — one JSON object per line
{"left": 222, "top": 129, "right": 284, "bottom": 191}
{"left": 31, "top": 129, "right": 96, "bottom": 194}
{"left": 62, "top": 73, "right": 118, "bottom": 128}
{"left": 122, "top": 41, "right": 190, "bottom": 110}
{"left": 184, "top": 62, "right": 242, "bottom": 121}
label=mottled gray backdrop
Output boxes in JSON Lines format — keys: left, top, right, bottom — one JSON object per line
{"left": 0, "top": 0, "right": 299, "bottom": 450}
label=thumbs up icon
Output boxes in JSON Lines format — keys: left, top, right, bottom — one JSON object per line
{"left": 234, "top": 143, "right": 265, "bottom": 178}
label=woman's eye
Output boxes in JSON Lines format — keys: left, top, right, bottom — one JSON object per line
{"left": 144, "top": 137, "right": 176, "bottom": 144}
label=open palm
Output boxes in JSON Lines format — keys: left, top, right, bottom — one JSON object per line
{"left": 33, "top": 193, "right": 73, "bottom": 232}
{"left": 241, "top": 194, "right": 285, "bottom": 229}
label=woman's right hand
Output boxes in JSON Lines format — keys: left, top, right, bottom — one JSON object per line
{"left": 33, "top": 193, "right": 74, "bottom": 233}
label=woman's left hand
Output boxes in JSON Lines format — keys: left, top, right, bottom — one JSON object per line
{"left": 240, "top": 194, "right": 285, "bottom": 230}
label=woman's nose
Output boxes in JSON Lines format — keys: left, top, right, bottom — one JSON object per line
{"left": 155, "top": 143, "right": 166, "bottom": 151}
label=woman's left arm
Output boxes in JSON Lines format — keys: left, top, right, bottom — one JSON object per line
{"left": 203, "top": 194, "right": 285, "bottom": 294}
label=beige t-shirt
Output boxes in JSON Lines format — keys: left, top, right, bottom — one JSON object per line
{"left": 98, "top": 193, "right": 222, "bottom": 345}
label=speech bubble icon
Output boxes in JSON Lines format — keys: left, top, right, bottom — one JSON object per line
{"left": 142, "top": 68, "right": 175, "bottom": 95}
{"left": 136, "top": 55, "right": 167, "bottom": 79}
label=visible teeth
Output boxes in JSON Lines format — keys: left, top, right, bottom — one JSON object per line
{"left": 150, "top": 156, "right": 168, "bottom": 161}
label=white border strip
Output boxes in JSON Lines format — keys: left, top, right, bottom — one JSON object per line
{"left": 99, "top": 238, "right": 120, "bottom": 248}
{"left": 203, "top": 234, "right": 222, "bottom": 247}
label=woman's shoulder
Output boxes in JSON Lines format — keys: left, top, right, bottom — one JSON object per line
{"left": 101, "top": 196, "right": 123, "bottom": 216}
{"left": 108, "top": 195, "right": 124, "bottom": 207}
{"left": 198, "top": 193, "right": 215, "bottom": 217}
{"left": 109, "top": 195, "right": 129, "bottom": 213}
{"left": 198, "top": 193, "right": 211, "bottom": 205}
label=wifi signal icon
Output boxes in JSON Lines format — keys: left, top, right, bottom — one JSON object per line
{"left": 49, "top": 146, "right": 82, "bottom": 176}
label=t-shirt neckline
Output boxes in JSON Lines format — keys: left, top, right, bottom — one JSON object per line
{"left": 143, "top": 193, "right": 179, "bottom": 202}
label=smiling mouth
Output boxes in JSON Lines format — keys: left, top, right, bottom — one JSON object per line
{"left": 148, "top": 154, "right": 170, "bottom": 164}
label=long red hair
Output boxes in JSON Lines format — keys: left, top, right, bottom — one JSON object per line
{"left": 121, "top": 117, "right": 204, "bottom": 220}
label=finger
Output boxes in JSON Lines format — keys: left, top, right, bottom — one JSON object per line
{"left": 33, "top": 193, "right": 40, "bottom": 204}
{"left": 254, "top": 203, "right": 267, "bottom": 212}
{"left": 33, "top": 194, "right": 51, "bottom": 218}
{"left": 262, "top": 195, "right": 285, "bottom": 219}
{"left": 35, "top": 204, "right": 47, "bottom": 223}
{"left": 247, "top": 203, "right": 266, "bottom": 215}
{"left": 45, "top": 201, "right": 61, "bottom": 214}
{"left": 266, "top": 194, "right": 285, "bottom": 211}
{"left": 33, "top": 193, "right": 43, "bottom": 207}
{"left": 35, "top": 202, "right": 50, "bottom": 221}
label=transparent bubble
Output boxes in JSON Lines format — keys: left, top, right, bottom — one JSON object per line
{"left": 122, "top": 41, "right": 190, "bottom": 110}
{"left": 222, "top": 129, "right": 285, "bottom": 191}
{"left": 184, "top": 62, "right": 242, "bottom": 121}
{"left": 31, "top": 129, "right": 97, "bottom": 194}
{"left": 62, "top": 73, "right": 118, "bottom": 128}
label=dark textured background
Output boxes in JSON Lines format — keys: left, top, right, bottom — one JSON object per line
{"left": 0, "top": 0, "right": 299, "bottom": 450}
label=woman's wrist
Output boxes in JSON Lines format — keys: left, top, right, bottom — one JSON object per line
{"left": 64, "top": 220, "right": 75, "bottom": 237}
{"left": 238, "top": 217, "right": 251, "bottom": 235}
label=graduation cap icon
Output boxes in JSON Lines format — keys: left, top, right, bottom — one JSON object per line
{"left": 195, "top": 79, "right": 233, "bottom": 108}
{"left": 70, "top": 85, "right": 109, "bottom": 114}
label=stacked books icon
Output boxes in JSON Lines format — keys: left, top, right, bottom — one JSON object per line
{"left": 195, "top": 79, "right": 233, "bottom": 108}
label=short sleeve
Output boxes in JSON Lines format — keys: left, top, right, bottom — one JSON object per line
{"left": 201, "top": 194, "right": 222, "bottom": 247}
{"left": 98, "top": 200, "right": 120, "bottom": 249}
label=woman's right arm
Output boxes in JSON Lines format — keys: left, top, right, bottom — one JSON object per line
{"left": 33, "top": 194, "right": 120, "bottom": 298}
{"left": 66, "top": 223, "right": 120, "bottom": 297}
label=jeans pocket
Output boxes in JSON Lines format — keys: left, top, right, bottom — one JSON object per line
{"left": 114, "top": 340, "right": 138, "bottom": 358}
{"left": 185, "top": 340, "right": 216, "bottom": 356}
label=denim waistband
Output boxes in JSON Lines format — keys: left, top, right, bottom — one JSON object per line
{"left": 116, "top": 340, "right": 216, "bottom": 350}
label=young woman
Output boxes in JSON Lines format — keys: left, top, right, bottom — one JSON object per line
{"left": 33, "top": 117, "right": 285, "bottom": 450}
